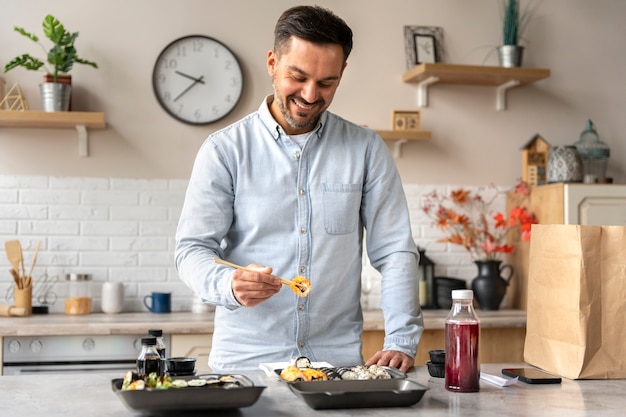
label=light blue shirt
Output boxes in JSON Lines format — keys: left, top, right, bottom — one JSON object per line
{"left": 175, "top": 96, "right": 423, "bottom": 371}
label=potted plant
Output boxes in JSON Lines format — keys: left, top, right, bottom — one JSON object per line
{"left": 498, "top": 0, "right": 532, "bottom": 67}
{"left": 3, "top": 14, "right": 98, "bottom": 111}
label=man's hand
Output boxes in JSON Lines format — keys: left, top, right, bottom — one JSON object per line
{"left": 231, "top": 264, "right": 281, "bottom": 306}
{"left": 365, "top": 350, "right": 414, "bottom": 373}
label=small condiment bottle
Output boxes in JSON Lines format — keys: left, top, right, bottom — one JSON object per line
{"left": 148, "top": 329, "right": 167, "bottom": 372}
{"left": 137, "top": 336, "right": 162, "bottom": 376}
{"left": 445, "top": 289, "right": 480, "bottom": 392}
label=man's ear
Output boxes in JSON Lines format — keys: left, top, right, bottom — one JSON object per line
{"left": 267, "top": 50, "right": 278, "bottom": 76}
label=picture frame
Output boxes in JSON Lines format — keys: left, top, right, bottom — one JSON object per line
{"left": 415, "top": 34, "right": 436, "bottom": 64}
{"left": 403, "top": 26, "right": 444, "bottom": 70}
{"left": 392, "top": 110, "right": 421, "bottom": 131}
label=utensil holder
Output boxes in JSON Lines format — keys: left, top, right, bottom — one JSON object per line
{"left": 14, "top": 285, "right": 32, "bottom": 316}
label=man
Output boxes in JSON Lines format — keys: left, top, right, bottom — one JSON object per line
{"left": 175, "top": 5, "right": 423, "bottom": 372}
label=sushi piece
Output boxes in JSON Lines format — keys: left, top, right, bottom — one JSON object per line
{"left": 301, "top": 368, "right": 328, "bottom": 381}
{"left": 288, "top": 356, "right": 312, "bottom": 368}
{"left": 336, "top": 367, "right": 359, "bottom": 380}
{"left": 280, "top": 365, "right": 306, "bottom": 382}
{"left": 368, "top": 364, "right": 392, "bottom": 379}
{"left": 318, "top": 367, "right": 341, "bottom": 380}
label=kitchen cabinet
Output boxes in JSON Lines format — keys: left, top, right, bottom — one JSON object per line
{"left": 0, "top": 110, "right": 106, "bottom": 157}
{"left": 402, "top": 63, "right": 550, "bottom": 111}
{"left": 170, "top": 333, "right": 212, "bottom": 372}
{"left": 363, "top": 310, "right": 526, "bottom": 365}
{"left": 506, "top": 183, "right": 626, "bottom": 309}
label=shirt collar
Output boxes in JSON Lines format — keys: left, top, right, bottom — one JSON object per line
{"left": 258, "top": 95, "right": 326, "bottom": 141}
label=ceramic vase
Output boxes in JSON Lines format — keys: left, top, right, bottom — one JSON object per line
{"left": 471, "top": 260, "right": 513, "bottom": 310}
{"left": 547, "top": 145, "right": 584, "bottom": 183}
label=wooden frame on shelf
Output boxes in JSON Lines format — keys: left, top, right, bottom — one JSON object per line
{"left": 392, "top": 110, "right": 421, "bottom": 131}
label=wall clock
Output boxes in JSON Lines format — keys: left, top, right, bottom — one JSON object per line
{"left": 152, "top": 35, "right": 243, "bottom": 125}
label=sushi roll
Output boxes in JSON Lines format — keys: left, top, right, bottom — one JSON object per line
{"left": 301, "top": 368, "right": 328, "bottom": 381}
{"left": 336, "top": 367, "right": 359, "bottom": 380}
{"left": 280, "top": 365, "right": 305, "bottom": 381}
{"left": 288, "top": 356, "right": 312, "bottom": 368}
{"left": 318, "top": 367, "right": 341, "bottom": 380}
{"left": 368, "top": 365, "right": 392, "bottom": 379}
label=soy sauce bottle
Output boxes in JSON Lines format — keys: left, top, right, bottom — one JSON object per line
{"left": 445, "top": 289, "right": 480, "bottom": 392}
{"left": 148, "top": 329, "right": 166, "bottom": 373}
{"left": 137, "top": 336, "right": 162, "bottom": 376}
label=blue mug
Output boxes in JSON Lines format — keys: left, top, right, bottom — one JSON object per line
{"left": 143, "top": 292, "right": 171, "bottom": 314}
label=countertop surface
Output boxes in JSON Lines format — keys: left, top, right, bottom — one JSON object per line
{"left": 0, "top": 363, "right": 623, "bottom": 417}
{"left": 0, "top": 309, "right": 526, "bottom": 336}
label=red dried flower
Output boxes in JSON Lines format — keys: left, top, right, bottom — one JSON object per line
{"left": 422, "top": 181, "right": 537, "bottom": 261}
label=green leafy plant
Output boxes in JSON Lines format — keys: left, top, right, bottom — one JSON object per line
{"left": 3, "top": 14, "right": 98, "bottom": 82}
{"left": 501, "top": 0, "right": 533, "bottom": 46}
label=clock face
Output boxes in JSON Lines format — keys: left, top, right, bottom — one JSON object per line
{"left": 152, "top": 35, "right": 243, "bottom": 125}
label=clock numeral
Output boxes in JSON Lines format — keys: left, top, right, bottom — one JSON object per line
{"left": 192, "top": 40, "right": 204, "bottom": 53}
{"left": 194, "top": 109, "right": 202, "bottom": 120}
{"left": 162, "top": 58, "right": 178, "bottom": 69}
{"left": 175, "top": 45, "right": 187, "bottom": 57}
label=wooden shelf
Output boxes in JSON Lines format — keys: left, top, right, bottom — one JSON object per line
{"left": 402, "top": 63, "right": 550, "bottom": 110}
{"left": 375, "top": 129, "right": 431, "bottom": 158}
{"left": 375, "top": 129, "right": 431, "bottom": 141}
{"left": 0, "top": 110, "right": 106, "bottom": 157}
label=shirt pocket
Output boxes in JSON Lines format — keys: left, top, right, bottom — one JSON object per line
{"left": 322, "top": 183, "right": 362, "bottom": 235}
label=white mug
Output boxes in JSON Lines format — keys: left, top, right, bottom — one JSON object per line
{"left": 101, "top": 282, "right": 124, "bottom": 314}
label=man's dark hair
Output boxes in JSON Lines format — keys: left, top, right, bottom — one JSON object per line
{"left": 274, "top": 5, "right": 353, "bottom": 62}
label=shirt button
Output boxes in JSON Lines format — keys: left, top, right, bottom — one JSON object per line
{"left": 298, "top": 341, "right": 305, "bottom": 348}
{"left": 299, "top": 188, "right": 305, "bottom": 195}
{"left": 298, "top": 304, "right": 305, "bottom": 311}
{"left": 294, "top": 151, "right": 300, "bottom": 159}
{"left": 299, "top": 266, "right": 306, "bottom": 273}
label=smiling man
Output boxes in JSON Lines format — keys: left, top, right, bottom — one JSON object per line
{"left": 176, "top": 5, "right": 423, "bottom": 372}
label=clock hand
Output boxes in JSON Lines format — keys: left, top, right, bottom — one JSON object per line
{"left": 173, "top": 75, "right": 204, "bottom": 102}
{"left": 175, "top": 70, "right": 206, "bottom": 84}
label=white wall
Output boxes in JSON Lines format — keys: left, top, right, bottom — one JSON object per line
{"left": 0, "top": 175, "right": 499, "bottom": 312}
{"left": 1, "top": 0, "right": 624, "bottom": 185}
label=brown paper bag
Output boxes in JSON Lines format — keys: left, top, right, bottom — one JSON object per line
{"left": 524, "top": 224, "right": 626, "bottom": 379}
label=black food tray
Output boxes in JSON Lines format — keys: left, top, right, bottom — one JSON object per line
{"left": 111, "top": 373, "right": 265, "bottom": 412}
{"left": 288, "top": 378, "right": 428, "bottom": 409}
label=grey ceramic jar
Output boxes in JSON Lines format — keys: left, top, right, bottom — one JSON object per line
{"left": 547, "top": 146, "right": 584, "bottom": 183}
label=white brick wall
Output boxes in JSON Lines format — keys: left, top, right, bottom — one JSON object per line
{"left": 0, "top": 176, "right": 507, "bottom": 313}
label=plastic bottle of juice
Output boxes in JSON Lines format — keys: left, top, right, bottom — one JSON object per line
{"left": 445, "top": 289, "right": 480, "bottom": 392}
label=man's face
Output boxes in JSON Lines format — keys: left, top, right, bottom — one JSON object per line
{"left": 267, "top": 36, "right": 346, "bottom": 135}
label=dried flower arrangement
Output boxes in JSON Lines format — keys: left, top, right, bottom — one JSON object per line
{"left": 422, "top": 181, "right": 536, "bottom": 261}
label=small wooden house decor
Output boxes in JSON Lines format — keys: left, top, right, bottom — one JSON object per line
{"left": 520, "top": 134, "right": 550, "bottom": 186}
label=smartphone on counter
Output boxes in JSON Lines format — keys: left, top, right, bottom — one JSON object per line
{"left": 502, "top": 367, "right": 562, "bottom": 384}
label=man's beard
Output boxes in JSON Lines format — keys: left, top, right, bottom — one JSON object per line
{"left": 273, "top": 80, "right": 325, "bottom": 131}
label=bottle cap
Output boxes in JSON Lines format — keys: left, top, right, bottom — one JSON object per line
{"left": 141, "top": 336, "right": 157, "bottom": 345}
{"left": 451, "top": 289, "right": 473, "bottom": 300}
{"left": 148, "top": 329, "right": 163, "bottom": 337}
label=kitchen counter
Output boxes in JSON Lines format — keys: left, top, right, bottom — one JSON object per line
{"left": 0, "top": 363, "right": 623, "bottom": 417}
{"left": 0, "top": 309, "right": 526, "bottom": 336}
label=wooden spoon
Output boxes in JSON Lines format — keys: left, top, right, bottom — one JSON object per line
{"left": 214, "top": 258, "right": 311, "bottom": 297}
{"left": 5, "top": 240, "right": 23, "bottom": 277}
